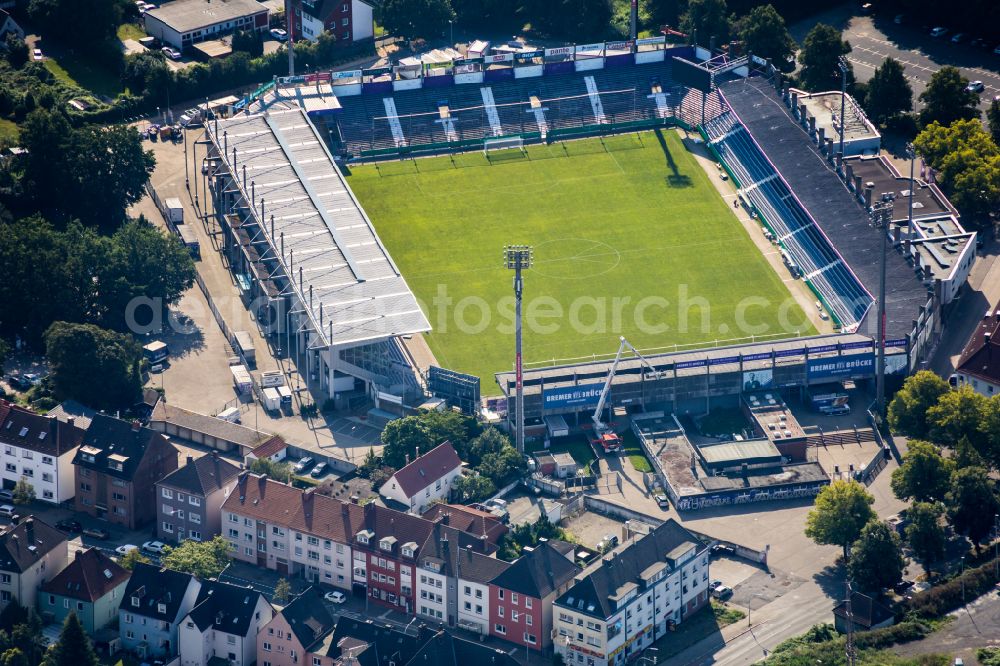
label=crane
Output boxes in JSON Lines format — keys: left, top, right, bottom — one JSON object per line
{"left": 591, "top": 336, "right": 666, "bottom": 453}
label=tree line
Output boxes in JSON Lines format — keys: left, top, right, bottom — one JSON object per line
{"left": 0, "top": 107, "right": 195, "bottom": 411}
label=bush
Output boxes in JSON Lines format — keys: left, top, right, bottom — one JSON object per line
{"left": 904, "top": 556, "right": 1000, "bottom": 618}
{"left": 300, "top": 403, "right": 318, "bottom": 418}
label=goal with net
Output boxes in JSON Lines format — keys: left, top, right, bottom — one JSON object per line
{"left": 483, "top": 136, "right": 525, "bottom": 158}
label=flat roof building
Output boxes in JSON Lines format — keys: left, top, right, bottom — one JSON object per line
{"left": 144, "top": 0, "right": 269, "bottom": 50}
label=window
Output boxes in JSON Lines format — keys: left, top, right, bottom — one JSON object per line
{"left": 42, "top": 456, "right": 52, "bottom": 465}
{"left": 190, "top": 513, "right": 201, "bottom": 524}
{"left": 512, "top": 593, "right": 519, "bottom": 605}
{"left": 189, "top": 496, "right": 201, "bottom": 507}
{"left": 42, "top": 473, "right": 52, "bottom": 483}
{"left": 494, "top": 624, "right": 506, "bottom": 635}
{"left": 176, "top": 510, "right": 185, "bottom": 520}
{"left": 114, "top": 506, "right": 126, "bottom": 516}
{"left": 48, "top": 595, "right": 55, "bottom": 605}
{"left": 113, "top": 492, "right": 125, "bottom": 501}
{"left": 190, "top": 531, "right": 201, "bottom": 540}
{"left": 525, "top": 598, "right": 532, "bottom": 609}
{"left": 229, "top": 529, "right": 239, "bottom": 538}
{"left": 526, "top": 614, "right": 533, "bottom": 626}
{"left": 162, "top": 522, "right": 173, "bottom": 533}
{"left": 4, "top": 464, "right": 15, "bottom": 473}
{"left": 524, "top": 633, "right": 536, "bottom": 644}
{"left": 124, "top": 613, "right": 134, "bottom": 623}
{"left": 498, "top": 590, "right": 504, "bottom": 600}
{"left": 263, "top": 642, "right": 272, "bottom": 652}
{"left": 1, "top": 574, "right": 12, "bottom": 584}
{"left": 342, "top": 17, "right": 349, "bottom": 26}
{"left": 229, "top": 513, "right": 239, "bottom": 523}
{"left": 21, "top": 468, "right": 32, "bottom": 478}
{"left": 21, "top": 451, "right": 31, "bottom": 460}
{"left": 498, "top": 606, "right": 504, "bottom": 618}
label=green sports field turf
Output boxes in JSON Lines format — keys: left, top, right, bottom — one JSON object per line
{"left": 346, "top": 130, "right": 815, "bottom": 391}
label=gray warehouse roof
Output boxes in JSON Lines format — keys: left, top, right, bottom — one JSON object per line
{"left": 146, "top": 0, "right": 267, "bottom": 34}
{"left": 208, "top": 107, "right": 431, "bottom": 348}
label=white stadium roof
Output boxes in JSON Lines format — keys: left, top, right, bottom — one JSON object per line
{"left": 207, "top": 107, "right": 430, "bottom": 348}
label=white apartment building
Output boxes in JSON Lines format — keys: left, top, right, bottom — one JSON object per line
{"left": 0, "top": 402, "right": 84, "bottom": 504}
{"left": 553, "top": 520, "right": 710, "bottom": 666}
{"left": 379, "top": 443, "right": 463, "bottom": 515}
{"left": 178, "top": 580, "right": 273, "bottom": 666}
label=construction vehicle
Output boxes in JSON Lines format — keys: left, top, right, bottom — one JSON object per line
{"left": 591, "top": 336, "right": 666, "bottom": 453}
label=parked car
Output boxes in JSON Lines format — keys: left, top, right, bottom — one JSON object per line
{"left": 32, "top": 48, "right": 43, "bottom": 61}
{"left": 293, "top": 456, "right": 315, "bottom": 473}
{"left": 712, "top": 585, "right": 734, "bottom": 600}
{"left": 0, "top": 491, "right": 13, "bottom": 503}
{"left": 951, "top": 33, "right": 965, "bottom": 43}
{"left": 709, "top": 579, "right": 723, "bottom": 592}
{"left": 711, "top": 543, "right": 735, "bottom": 556}
{"left": 860, "top": 2, "right": 873, "bottom": 13}
{"left": 83, "top": 527, "right": 110, "bottom": 539}
{"left": 142, "top": 540, "right": 166, "bottom": 554}
{"left": 55, "top": 519, "right": 82, "bottom": 533}
{"left": 966, "top": 80, "right": 985, "bottom": 93}
{"left": 115, "top": 544, "right": 139, "bottom": 556}
{"left": 310, "top": 462, "right": 329, "bottom": 479}
{"left": 270, "top": 28, "right": 288, "bottom": 42}
{"left": 930, "top": 27, "right": 948, "bottom": 38}
{"left": 161, "top": 46, "right": 182, "bottom": 60}
{"left": 0, "top": 505, "right": 15, "bottom": 518}
{"left": 324, "top": 590, "right": 346, "bottom": 604}
{"left": 654, "top": 493, "right": 669, "bottom": 509}
{"left": 486, "top": 498, "right": 507, "bottom": 510}
{"left": 893, "top": 579, "right": 915, "bottom": 594}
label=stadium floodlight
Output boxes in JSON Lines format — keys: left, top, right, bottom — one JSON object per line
{"left": 906, "top": 143, "right": 917, "bottom": 243}
{"left": 869, "top": 195, "right": 894, "bottom": 415}
{"left": 504, "top": 245, "right": 533, "bottom": 455}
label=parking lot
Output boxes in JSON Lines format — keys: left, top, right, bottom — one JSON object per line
{"left": 791, "top": 6, "right": 1000, "bottom": 111}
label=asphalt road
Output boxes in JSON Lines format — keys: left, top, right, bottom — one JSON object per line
{"left": 790, "top": 6, "right": 1000, "bottom": 111}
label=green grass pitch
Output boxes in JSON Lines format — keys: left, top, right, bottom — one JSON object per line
{"left": 346, "top": 130, "right": 815, "bottom": 392}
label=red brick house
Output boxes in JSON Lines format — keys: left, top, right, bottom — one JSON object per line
{"left": 488, "top": 542, "right": 579, "bottom": 651}
{"left": 73, "top": 414, "right": 178, "bottom": 530}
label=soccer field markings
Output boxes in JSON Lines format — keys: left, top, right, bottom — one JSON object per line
{"left": 534, "top": 238, "right": 622, "bottom": 279}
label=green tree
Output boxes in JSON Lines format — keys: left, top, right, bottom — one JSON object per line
{"left": 380, "top": 409, "right": 479, "bottom": 468}
{"left": 119, "top": 548, "right": 150, "bottom": 570}
{"left": 988, "top": 98, "right": 1000, "bottom": 147}
{"left": 121, "top": 51, "right": 171, "bottom": 100}
{"left": 864, "top": 58, "right": 913, "bottom": 125}
{"left": 451, "top": 474, "right": 495, "bottom": 503}
{"left": 847, "top": 520, "right": 905, "bottom": 593}
{"left": 946, "top": 466, "right": 1000, "bottom": 554}
{"left": 805, "top": 480, "right": 876, "bottom": 559}
{"left": 378, "top": 0, "right": 456, "bottom": 40}
{"left": 273, "top": 578, "right": 291, "bottom": 604}
{"left": 927, "top": 385, "right": 988, "bottom": 450}
{"left": 905, "top": 501, "right": 946, "bottom": 574}
{"left": 41, "top": 612, "right": 98, "bottom": 666}
{"left": 0, "top": 340, "right": 9, "bottom": 374}
{"left": 478, "top": 446, "right": 526, "bottom": 486}
{"left": 160, "top": 536, "right": 232, "bottom": 579}
{"left": 249, "top": 457, "right": 292, "bottom": 483}
{"left": 11, "top": 478, "right": 34, "bottom": 506}
{"left": 734, "top": 5, "right": 795, "bottom": 72}
{"left": 889, "top": 440, "right": 954, "bottom": 502}
{"left": 518, "top": 0, "right": 612, "bottom": 39}
{"left": 468, "top": 426, "right": 510, "bottom": 466}
{"left": 0, "top": 648, "right": 29, "bottom": 666}
{"left": 3, "top": 34, "right": 29, "bottom": 69}
{"left": 918, "top": 66, "right": 981, "bottom": 128}
{"left": 679, "top": 0, "right": 729, "bottom": 44}
{"left": 44, "top": 322, "right": 142, "bottom": 411}
{"left": 913, "top": 118, "right": 1000, "bottom": 223}
{"left": 27, "top": 0, "right": 120, "bottom": 50}
{"left": 232, "top": 29, "right": 264, "bottom": 58}
{"left": 887, "top": 370, "right": 950, "bottom": 439}
{"left": 798, "top": 23, "right": 852, "bottom": 92}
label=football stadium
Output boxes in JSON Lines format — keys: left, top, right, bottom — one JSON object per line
{"left": 199, "top": 37, "right": 971, "bottom": 441}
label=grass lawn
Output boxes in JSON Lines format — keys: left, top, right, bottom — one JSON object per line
{"left": 620, "top": 430, "right": 653, "bottom": 472}
{"left": 526, "top": 436, "right": 597, "bottom": 470}
{"left": 348, "top": 130, "right": 814, "bottom": 391}
{"left": 650, "top": 600, "right": 744, "bottom": 661}
{"left": 0, "top": 119, "right": 19, "bottom": 145}
{"left": 117, "top": 23, "right": 147, "bottom": 41}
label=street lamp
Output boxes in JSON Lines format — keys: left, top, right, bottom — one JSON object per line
{"left": 448, "top": 20, "right": 453, "bottom": 46}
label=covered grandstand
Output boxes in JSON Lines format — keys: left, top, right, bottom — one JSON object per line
{"left": 716, "top": 77, "right": 934, "bottom": 353}
{"left": 203, "top": 106, "right": 431, "bottom": 402}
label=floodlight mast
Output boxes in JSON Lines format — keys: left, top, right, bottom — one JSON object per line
{"left": 591, "top": 337, "right": 665, "bottom": 453}
{"left": 504, "top": 245, "right": 533, "bottom": 455}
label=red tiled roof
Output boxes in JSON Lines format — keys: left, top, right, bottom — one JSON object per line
{"left": 388, "top": 442, "right": 462, "bottom": 498}
{"left": 0, "top": 400, "right": 85, "bottom": 457}
{"left": 421, "top": 504, "right": 507, "bottom": 547}
{"left": 222, "top": 474, "right": 499, "bottom": 560}
{"left": 956, "top": 310, "right": 1000, "bottom": 384}
{"left": 249, "top": 435, "right": 287, "bottom": 460}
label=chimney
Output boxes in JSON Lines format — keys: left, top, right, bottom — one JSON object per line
{"left": 24, "top": 517, "right": 33, "bottom": 539}
{"left": 341, "top": 503, "right": 350, "bottom": 517}
{"left": 67, "top": 416, "right": 75, "bottom": 427}
{"left": 186, "top": 455, "right": 194, "bottom": 466}
{"left": 404, "top": 454, "right": 410, "bottom": 465}
{"left": 863, "top": 186, "right": 873, "bottom": 209}
{"left": 75, "top": 548, "right": 84, "bottom": 560}
{"left": 818, "top": 127, "right": 826, "bottom": 149}
{"left": 854, "top": 175, "right": 863, "bottom": 196}
{"left": 131, "top": 421, "right": 141, "bottom": 432}
{"left": 415, "top": 446, "right": 420, "bottom": 459}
